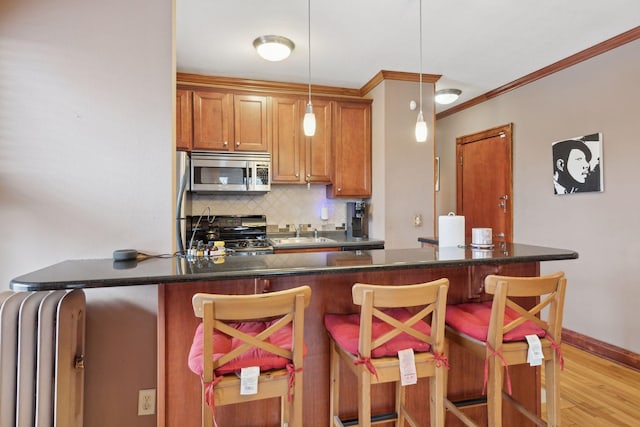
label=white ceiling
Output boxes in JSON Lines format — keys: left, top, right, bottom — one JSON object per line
{"left": 176, "top": 1, "right": 640, "bottom": 113}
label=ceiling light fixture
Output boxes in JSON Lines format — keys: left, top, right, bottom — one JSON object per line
{"left": 253, "top": 35, "right": 294, "bottom": 62}
{"left": 303, "top": 0, "right": 316, "bottom": 137}
{"left": 415, "top": 0, "right": 427, "bottom": 143}
{"left": 435, "top": 88, "right": 462, "bottom": 105}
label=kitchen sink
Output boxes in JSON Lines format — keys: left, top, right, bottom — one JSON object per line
{"left": 269, "top": 237, "right": 338, "bottom": 245}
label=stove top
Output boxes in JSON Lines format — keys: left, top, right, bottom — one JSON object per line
{"left": 225, "top": 238, "right": 273, "bottom": 255}
{"left": 185, "top": 214, "right": 272, "bottom": 255}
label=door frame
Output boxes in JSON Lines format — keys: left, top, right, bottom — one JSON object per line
{"left": 456, "top": 123, "right": 513, "bottom": 242}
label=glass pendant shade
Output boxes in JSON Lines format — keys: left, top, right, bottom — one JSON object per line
{"left": 415, "top": 110, "right": 427, "bottom": 142}
{"left": 303, "top": 102, "right": 316, "bottom": 136}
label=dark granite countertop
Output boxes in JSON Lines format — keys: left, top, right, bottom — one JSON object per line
{"left": 10, "top": 243, "right": 578, "bottom": 292}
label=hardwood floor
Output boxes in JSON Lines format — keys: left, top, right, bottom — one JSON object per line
{"left": 542, "top": 344, "right": 640, "bottom": 426}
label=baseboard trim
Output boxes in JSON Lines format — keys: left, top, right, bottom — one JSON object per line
{"left": 563, "top": 328, "right": 640, "bottom": 371}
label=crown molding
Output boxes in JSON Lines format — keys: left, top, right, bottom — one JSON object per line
{"left": 437, "top": 26, "right": 640, "bottom": 120}
{"left": 360, "top": 70, "right": 441, "bottom": 96}
{"left": 177, "top": 72, "right": 362, "bottom": 98}
{"left": 177, "top": 70, "right": 442, "bottom": 99}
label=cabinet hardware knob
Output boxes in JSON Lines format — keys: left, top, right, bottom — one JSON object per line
{"left": 236, "top": 141, "right": 240, "bottom": 146}
{"left": 223, "top": 141, "right": 228, "bottom": 146}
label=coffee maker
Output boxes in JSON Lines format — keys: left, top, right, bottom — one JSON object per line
{"left": 346, "top": 201, "right": 369, "bottom": 239}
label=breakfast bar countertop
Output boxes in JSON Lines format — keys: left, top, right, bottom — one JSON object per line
{"left": 10, "top": 243, "right": 578, "bottom": 292}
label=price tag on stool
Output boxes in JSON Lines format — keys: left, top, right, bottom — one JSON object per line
{"left": 240, "top": 366, "right": 260, "bottom": 395}
{"left": 525, "top": 335, "right": 544, "bottom": 366}
{"left": 398, "top": 348, "right": 417, "bottom": 385}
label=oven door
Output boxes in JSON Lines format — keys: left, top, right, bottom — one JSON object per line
{"left": 190, "top": 157, "right": 249, "bottom": 192}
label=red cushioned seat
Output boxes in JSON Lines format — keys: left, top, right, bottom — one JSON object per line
{"left": 324, "top": 307, "right": 432, "bottom": 357}
{"left": 445, "top": 301, "right": 546, "bottom": 342}
{"left": 188, "top": 320, "right": 296, "bottom": 376}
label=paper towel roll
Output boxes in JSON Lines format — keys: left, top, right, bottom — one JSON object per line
{"left": 438, "top": 213, "right": 465, "bottom": 247}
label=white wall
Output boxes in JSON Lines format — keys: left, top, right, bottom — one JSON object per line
{"left": 436, "top": 40, "right": 640, "bottom": 353}
{"left": 369, "top": 82, "right": 387, "bottom": 241}
{"left": 0, "top": 0, "right": 172, "bottom": 425}
{"left": 369, "top": 79, "right": 436, "bottom": 248}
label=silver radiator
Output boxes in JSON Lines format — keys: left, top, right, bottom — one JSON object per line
{"left": 0, "top": 290, "right": 85, "bottom": 427}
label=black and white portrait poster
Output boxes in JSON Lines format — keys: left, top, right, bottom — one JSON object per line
{"left": 552, "top": 132, "right": 603, "bottom": 195}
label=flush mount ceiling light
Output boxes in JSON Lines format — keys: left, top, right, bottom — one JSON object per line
{"left": 253, "top": 35, "right": 295, "bottom": 62}
{"left": 435, "top": 88, "right": 462, "bottom": 105}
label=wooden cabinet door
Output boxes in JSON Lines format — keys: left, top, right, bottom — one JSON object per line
{"left": 327, "top": 101, "right": 372, "bottom": 198}
{"left": 233, "top": 94, "right": 269, "bottom": 151}
{"left": 193, "top": 91, "right": 232, "bottom": 151}
{"left": 176, "top": 89, "right": 192, "bottom": 151}
{"left": 305, "top": 99, "right": 332, "bottom": 184}
{"left": 272, "top": 97, "right": 332, "bottom": 184}
{"left": 271, "top": 97, "right": 303, "bottom": 183}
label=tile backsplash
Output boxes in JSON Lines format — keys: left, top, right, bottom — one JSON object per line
{"left": 190, "top": 185, "right": 351, "bottom": 231}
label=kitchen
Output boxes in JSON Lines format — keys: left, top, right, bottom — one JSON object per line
{"left": 176, "top": 147, "right": 385, "bottom": 255}
{"left": 2, "top": 1, "right": 640, "bottom": 427}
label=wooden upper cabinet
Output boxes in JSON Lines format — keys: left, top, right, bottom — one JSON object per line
{"left": 191, "top": 91, "right": 268, "bottom": 152}
{"left": 176, "top": 89, "right": 192, "bottom": 151}
{"left": 305, "top": 99, "right": 332, "bottom": 184}
{"left": 233, "top": 94, "right": 269, "bottom": 152}
{"left": 327, "top": 100, "right": 372, "bottom": 198}
{"left": 192, "top": 90, "right": 232, "bottom": 151}
{"left": 272, "top": 97, "right": 332, "bottom": 184}
{"left": 271, "top": 97, "right": 302, "bottom": 183}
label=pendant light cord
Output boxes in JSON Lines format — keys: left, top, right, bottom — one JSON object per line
{"left": 307, "top": 0, "right": 312, "bottom": 104}
{"left": 418, "top": 0, "right": 423, "bottom": 113}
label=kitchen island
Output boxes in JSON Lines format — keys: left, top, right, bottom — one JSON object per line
{"left": 11, "top": 243, "right": 577, "bottom": 427}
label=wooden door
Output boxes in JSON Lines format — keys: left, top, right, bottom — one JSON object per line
{"left": 271, "top": 97, "right": 302, "bottom": 183}
{"left": 176, "top": 89, "right": 192, "bottom": 151}
{"left": 327, "top": 100, "right": 372, "bottom": 198}
{"left": 233, "top": 94, "right": 269, "bottom": 151}
{"left": 304, "top": 99, "right": 332, "bottom": 183}
{"left": 456, "top": 124, "right": 513, "bottom": 243}
{"left": 192, "top": 90, "right": 232, "bottom": 151}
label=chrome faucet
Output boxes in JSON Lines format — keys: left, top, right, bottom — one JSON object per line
{"left": 313, "top": 228, "right": 319, "bottom": 239}
{"left": 295, "top": 225, "right": 301, "bottom": 237}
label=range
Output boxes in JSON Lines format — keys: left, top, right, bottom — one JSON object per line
{"left": 185, "top": 214, "right": 273, "bottom": 256}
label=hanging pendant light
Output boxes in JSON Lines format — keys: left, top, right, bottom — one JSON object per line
{"left": 415, "top": 0, "right": 427, "bottom": 143}
{"left": 303, "top": 0, "right": 316, "bottom": 137}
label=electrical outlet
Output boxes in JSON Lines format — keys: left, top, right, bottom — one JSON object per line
{"left": 138, "top": 388, "right": 156, "bottom": 416}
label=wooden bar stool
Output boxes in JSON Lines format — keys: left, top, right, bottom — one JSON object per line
{"left": 188, "top": 286, "right": 312, "bottom": 427}
{"left": 324, "top": 279, "right": 449, "bottom": 427}
{"left": 444, "top": 272, "right": 567, "bottom": 427}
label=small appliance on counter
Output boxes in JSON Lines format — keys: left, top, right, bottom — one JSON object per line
{"left": 185, "top": 214, "right": 273, "bottom": 256}
{"left": 346, "top": 201, "right": 369, "bottom": 239}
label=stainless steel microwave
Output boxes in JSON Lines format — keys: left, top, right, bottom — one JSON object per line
{"left": 189, "top": 151, "right": 271, "bottom": 193}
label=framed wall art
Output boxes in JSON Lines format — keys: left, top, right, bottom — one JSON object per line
{"left": 552, "top": 132, "right": 603, "bottom": 195}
